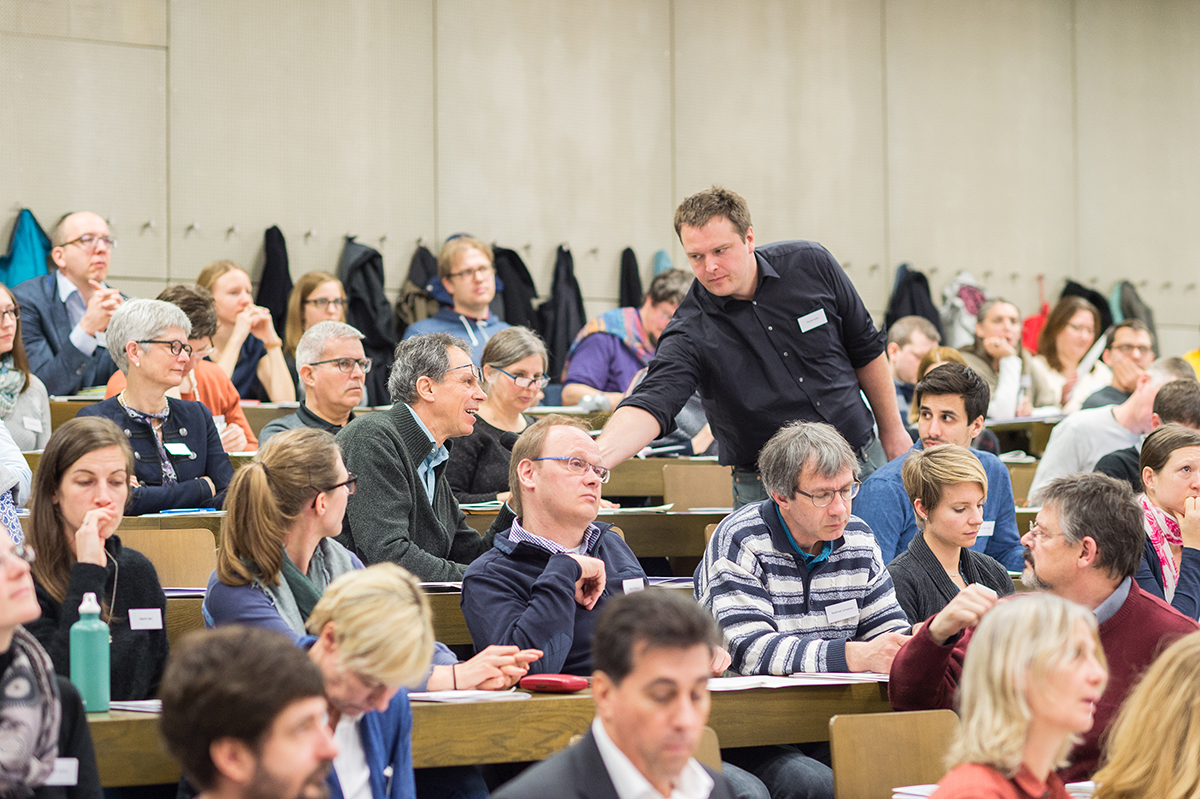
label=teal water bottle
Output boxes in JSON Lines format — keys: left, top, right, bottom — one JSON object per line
{"left": 70, "top": 592, "right": 110, "bottom": 712}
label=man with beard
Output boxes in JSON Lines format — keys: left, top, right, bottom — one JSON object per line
{"left": 889, "top": 472, "right": 1198, "bottom": 781}
{"left": 159, "top": 626, "right": 337, "bottom": 799}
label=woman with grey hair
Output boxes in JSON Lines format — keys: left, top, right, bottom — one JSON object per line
{"left": 446, "top": 326, "right": 548, "bottom": 503}
{"left": 78, "top": 298, "right": 233, "bottom": 514}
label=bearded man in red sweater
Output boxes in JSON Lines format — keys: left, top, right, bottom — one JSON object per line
{"left": 889, "top": 472, "right": 1197, "bottom": 782}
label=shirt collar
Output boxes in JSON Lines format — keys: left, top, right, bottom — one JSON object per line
{"left": 591, "top": 717, "right": 714, "bottom": 799}
{"left": 773, "top": 501, "right": 832, "bottom": 566}
{"left": 56, "top": 269, "right": 90, "bottom": 302}
{"left": 509, "top": 517, "right": 601, "bottom": 555}
{"left": 709, "top": 251, "right": 779, "bottom": 311}
{"left": 1094, "top": 576, "right": 1132, "bottom": 625}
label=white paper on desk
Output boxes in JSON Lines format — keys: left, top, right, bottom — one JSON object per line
{"left": 1065, "top": 781, "right": 1094, "bottom": 798}
{"left": 109, "top": 699, "right": 163, "bottom": 712}
{"left": 458, "top": 501, "right": 504, "bottom": 512}
{"left": 163, "top": 587, "right": 207, "bottom": 597}
{"left": 707, "top": 672, "right": 888, "bottom": 691}
{"left": 418, "top": 582, "right": 464, "bottom": 593}
{"left": 891, "top": 785, "right": 937, "bottom": 798}
{"left": 408, "top": 689, "right": 530, "bottom": 703}
{"left": 597, "top": 504, "right": 674, "bottom": 515}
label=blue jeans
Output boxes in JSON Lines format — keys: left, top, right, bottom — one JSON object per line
{"left": 722, "top": 744, "right": 834, "bottom": 799}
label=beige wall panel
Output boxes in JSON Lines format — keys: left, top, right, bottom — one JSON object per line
{"left": 1075, "top": 0, "right": 1200, "bottom": 331}
{"left": 0, "top": 0, "right": 165, "bottom": 46}
{"left": 0, "top": 32, "right": 167, "bottom": 281}
{"left": 886, "top": 0, "right": 1075, "bottom": 318}
{"left": 435, "top": 0, "right": 673, "bottom": 306}
{"left": 674, "top": 0, "right": 889, "bottom": 312}
{"left": 168, "top": 0, "right": 435, "bottom": 290}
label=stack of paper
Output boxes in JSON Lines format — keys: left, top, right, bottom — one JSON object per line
{"left": 891, "top": 785, "right": 936, "bottom": 798}
{"left": 408, "top": 689, "right": 531, "bottom": 703}
{"left": 707, "top": 672, "right": 888, "bottom": 691}
{"left": 109, "top": 699, "right": 163, "bottom": 713}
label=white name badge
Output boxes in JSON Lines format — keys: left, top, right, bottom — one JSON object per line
{"left": 129, "top": 608, "right": 164, "bottom": 630}
{"left": 23, "top": 416, "right": 42, "bottom": 433}
{"left": 212, "top": 414, "right": 226, "bottom": 431}
{"left": 45, "top": 758, "right": 78, "bottom": 787}
{"left": 164, "top": 442, "right": 194, "bottom": 457}
{"left": 622, "top": 578, "right": 646, "bottom": 595}
{"left": 797, "top": 308, "right": 828, "bottom": 332}
{"left": 825, "top": 599, "right": 858, "bottom": 624}
{"left": 977, "top": 521, "right": 995, "bottom": 538}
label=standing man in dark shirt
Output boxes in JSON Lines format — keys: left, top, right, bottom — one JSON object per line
{"left": 597, "top": 187, "right": 911, "bottom": 506}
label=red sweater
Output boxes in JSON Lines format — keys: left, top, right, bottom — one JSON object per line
{"left": 889, "top": 583, "right": 1197, "bottom": 782}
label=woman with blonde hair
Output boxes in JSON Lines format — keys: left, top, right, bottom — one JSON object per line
{"left": 931, "top": 594, "right": 1108, "bottom": 798}
{"left": 888, "top": 444, "right": 1014, "bottom": 625}
{"left": 196, "top": 260, "right": 294, "bottom": 402}
{"left": 1092, "top": 630, "right": 1200, "bottom": 799}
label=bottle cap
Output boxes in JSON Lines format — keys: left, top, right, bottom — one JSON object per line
{"left": 79, "top": 592, "right": 101, "bottom": 614}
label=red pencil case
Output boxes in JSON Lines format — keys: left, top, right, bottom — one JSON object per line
{"left": 519, "top": 674, "right": 589, "bottom": 693}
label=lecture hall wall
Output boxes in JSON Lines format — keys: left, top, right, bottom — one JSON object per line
{"left": 3, "top": 0, "right": 1199, "bottom": 357}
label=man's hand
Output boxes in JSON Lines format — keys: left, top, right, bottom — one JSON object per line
{"left": 927, "top": 584, "right": 998, "bottom": 645}
{"left": 982, "top": 336, "right": 1017, "bottom": 361}
{"left": 565, "top": 554, "right": 607, "bottom": 609}
{"left": 456, "top": 645, "right": 543, "bottom": 690}
{"left": 880, "top": 426, "right": 914, "bottom": 461}
{"left": 1175, "top": 496, "right": 1200, "bottom": 550}
{"left": 220, "top": 423, "right": 248, "bottom": 453}
{"left": 1110, "top": 357, "right": 1144, "bottom": 394}
{"left": 844, "top": 632, "right": 910, "bottom": 673}
{"left": 79, "top": 281, "right": 123, "bottom": 336}
{"left": 710, "top": 646, "right": 732, "bottom": 676}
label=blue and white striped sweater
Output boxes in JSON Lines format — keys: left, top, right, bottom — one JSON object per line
{"left": 695, "top": 499, "right": 909, "bottom": 674}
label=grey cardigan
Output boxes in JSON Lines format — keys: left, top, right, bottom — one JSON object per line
{"left": 2, "top": 374, "right": 51, "bottom": 451}
{"left": 887, "top": 531, "right": 1015, "bottom": 625}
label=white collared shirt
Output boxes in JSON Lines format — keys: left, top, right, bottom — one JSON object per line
{"left": 56, "top": 270, "right": 106, "bottom": 353}
{"left": 331, "top": 713, "right": 371, "bottom": 799}
{"left": 591, "top": 717, "right": 714, "bottom": 799}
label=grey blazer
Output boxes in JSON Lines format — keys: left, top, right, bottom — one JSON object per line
{"left": 887, "top": 531, "right": 1015, "bottom": 625}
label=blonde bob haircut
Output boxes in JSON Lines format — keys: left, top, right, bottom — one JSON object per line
{"left": 901, "top": 444, "right": 988, "bottom": 530}
{"left": 306, "top": 564, "right": 435, "bottom": 688}
{"left": 215, "top": 427, "right": 343, "bottom": 587}
{"left": 1092, "top": 631, "right": 1200, "bottom": 799}
{"left": 947, "top": 594, "right": 1106, "bottom": 777}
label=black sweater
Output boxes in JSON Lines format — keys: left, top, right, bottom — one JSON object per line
{"left": 445, "top": 416, "right": 524, "bottom": 504}
{"left": 27, "top": 536, "right": 169, "bottom": 701}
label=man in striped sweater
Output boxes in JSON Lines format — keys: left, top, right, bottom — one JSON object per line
{"left": 695, "top": 421, "right": 911, "bottom": 799}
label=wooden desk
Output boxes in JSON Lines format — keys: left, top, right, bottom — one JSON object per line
{"left": 988, "top": 417, "right": 1062, "bottom": 457}
{"left": 88, "top": 681, "right": 891, "bottom": 783}
{"left": 240, "top": 403, "right": 300, "bottom": 438}
{"left": 604, "top": 457, "right": 720, "bottom": 497}
{"left": 50, "top": 399, "right": 98, "bottom": 431}
{"left": 463, "top": 511, "right": 727, "bottom": 559}
{"left": 18, "top": 511, "right": 225, "bottom": 541}
{"left": 427, "top": 592, "right": 472, "bottom": 646}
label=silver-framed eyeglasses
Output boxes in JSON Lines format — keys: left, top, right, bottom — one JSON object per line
{"left": 494, "top": 367, "right": 549, "bottom": 389}
{"left": 795, "top": 481, "right": 861, "bottom": 508}
{"left": 440, "top": 362, "right": 483, "bottom": 384}
{"left": 138, "top": 339, "right": 193, "bottom": 357}
{"left": 1027, "top": 520, "right": 1057, "bottom": 542}
{"left": 533, "top": 456, "right": 611, "bottom": 483}
{"left": 0, "top": 542, "right": 36, "bottom": 568}
{"left": 61, "top": 234, "right": 116, "bottom": 250}
{"left": 310, "top": 357, "right": 372, "bottom": 374}
{"left": 304, "top": 297, "right": 348, "bottom": 310}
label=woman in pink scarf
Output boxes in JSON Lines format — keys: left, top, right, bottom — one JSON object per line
{"left": 1137, "top": 423, "right": 1200, "bottom": 619}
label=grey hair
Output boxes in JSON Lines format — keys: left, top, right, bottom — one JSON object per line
{"left": 388, "top": 333, "right": 471, "bottom": 404}
{"left": 108, "top": 298, "right": 192, "bottom": 373}
{"left": 480, "top": 327, "right": 547, "bottom": 392}
{"left": 757, "top": 421, "right": 859, "bottom": 499}
{"left": 296, "top": 321, "right": 365, "bottom": 367}
{"left": 1037, "top": 472, "right": 1143, "bottom": 581}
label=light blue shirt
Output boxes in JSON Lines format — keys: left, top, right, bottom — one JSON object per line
{"left": 1094, "top": 576, "right": 1132, "bottom": 625}
{"left": 403, "top": 404, "right": 448, "bottom": 501}
{"left": 56, "top": 270, "right": 107, "bottom": 354}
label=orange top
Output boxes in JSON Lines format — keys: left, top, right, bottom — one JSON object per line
{"left": 106, "top": 360, "right": 258, "bottom": 450}
{"left": 932, "top": 763, "right": 1070, "bottom": 799}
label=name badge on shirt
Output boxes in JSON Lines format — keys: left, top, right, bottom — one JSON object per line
{"left": 977, "top": 521, "right": 995, "bottom": 538}
{"left": 825, "top": 599, "right": 858, "bottom": 624}
{"left": 23, "top": 416, "right": 42, "bottom": 433}
{"left": 129, "top": 608, "right": 164, "bottom": 630}
{"left": 622, "top": 578, "right": 646, "bottom": 595}
{"left": 212, "top": 414, "right": 226, "bottom": 431}
{"left": 797, "top": 308, "right": 828, "bottom": 332}
{"left": 45, "top": 758, "right": 78, "bottom": 786}
{"left": 164, "top": 442, "right": 194, "bottom": 457}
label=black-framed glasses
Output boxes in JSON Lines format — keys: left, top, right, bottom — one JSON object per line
{"left": 447, "top": 265, "right": 494, "bottom": 281}
{"left": 138, "top": 339, "right": 193, "bottom": 357}
{"left": 0, "top": 307, "right": 20, "bottom": 321}
{"left": 439, "top": 362, "right": 482, "bottom": 384}
{"left": 0, "top": 542, "right": 36, "bottom": 568}
{"left": 310, "top": 357, "right": 372, "bottom": 374}
{"left": 795, "top": 481, "right": 861, "bottom": 508}
{"left": 310, "top": 473, "right": 357, "bottom": 507}
{"left": 60, "top": 234, "right": 116, "bottom": 250}
{"left": 304, "top": 297, "right": 348, "bottom": 310}
{"left": 532, "top": 456, "right": 611, "bottom": 483}
{"left": 493, "top": 366, "right": 549, "bottom": 389}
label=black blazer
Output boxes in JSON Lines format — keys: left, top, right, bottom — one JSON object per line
{"left": 491, "top": 729, "right": 734, "bottom": 799}
{"left": 12, "top": 273, "right": 119, "bottom": 395}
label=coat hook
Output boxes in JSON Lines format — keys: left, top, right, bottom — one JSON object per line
{"left": 868, "top": 264, "right": 879, "bottom": 274}
{"left": 1009, "top": 272, "right": 1019, "bottom": 281}
{"left": 842, "top": 261, "right": 852, "bottom": 270}
{"left": 1137, "top": 279, "right": 1148, "bottom": 288}
{"left": 1162, "top": 281, "right": 1173, "bottom": 290}
{"left": 185, "top": 222, "right": 199, "bottom": 235}
{"left": 522, "top": 243, "right": 532, "bottom": 252}
{"left": 379, "top": 234, "right": 388, "bottom": 244}
{"left": 226, "top": 224, "right": 238, "bottom": 238}
{"left": 142, "top": 220, "right": 155, "bottom": 231}
{"left": 587, "top": 247, "right": 599, "bottom": 257}
{"left": 305, "top": 229, "right": 317, "bottom": 240}
{"left": 928, "top": 266, "right": 939, "bottom": 276}
{"left": 1088, "top": 276, "right": 1099, "bottom": 285}
{"left": 416, "top": 236, "right": 425, "bottom": 247}
{"left": 1185, "top": 283, "right": 1197, "bottom": 292}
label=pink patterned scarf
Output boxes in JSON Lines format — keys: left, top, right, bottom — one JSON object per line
{"left": 1140, "top": 493, "right": 1181, "bottom": 601}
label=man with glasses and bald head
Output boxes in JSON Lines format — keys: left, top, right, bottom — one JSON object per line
{"left": 13, "top": 211, "right": 125, "bottom": 394}
{"left": 336, "top": 333, "right": 496, "bottom": 581}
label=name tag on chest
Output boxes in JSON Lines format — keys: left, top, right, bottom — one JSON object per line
{"left": 164, "top": 442, "right": 194, "bottom": 457}
{"left": 23, "top": 416, "right": 42, "bottom": 433}
{"left": 977, "top": 521, "right": 995, "bottom": 538}
{"left": 797, "top": 308, "right": 828, "bottom": 332}
{"left": 622, "top": 578, "right": 646, "bottom": 594}
{"left": 45, "top": 758, "right": 78, "bottom": 786}
{"left": 825, "top": 599, "right": 858, "bottom": 624}
{"left": 129, "top": 608, "right": 163, "bottom": 630}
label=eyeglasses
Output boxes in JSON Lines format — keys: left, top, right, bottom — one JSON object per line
{"left": 447, "top": 265, "right": 494, "bottom": 281}
{"left": 440, "top": 362, "right": 482, "bottom": 384}
{"left": 309, "top": 357, "right": 373, "bottom": 374}
{"left": 493, "top": 367, "right": 549, "bottom": 389}
{"left": 795, "top": 482, "right": 861, "bottom": 508}
{"left": 1027, "top": 520, "right": 1058, "bottom": 542}
{"left": 60, "top": 234, "right": 116, "bottom": 250}
{"left": 0, "top": 307, "right": 19, "bottom": 321}
{"left": 532, "top": 456, "right": 611, "bottom": 483}
{"left": 1066, "top": 323, "right": 1095, "bottom": 335}
{"left": 0, "top": 542, "right": 36, "bottom": 568}
{"left": 138, "top": 340, "right": 193, "bottom": 357}
{"left": 310, "top": 473, "right": 357, "bottom": 507}
{"left": 304, "top": 297, "right": 348, "bottom": 310}
{"left": 1111, "top": 344, "right": 1153, "bottom": 356}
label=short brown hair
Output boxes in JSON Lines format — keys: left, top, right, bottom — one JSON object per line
{"left": 887, "top": 316, "right": 942, "bottom": 349}
{"left": 157, "top": 284, "right": 218, "bottom": 341}
{"left": 437, "top": 236, "right": 493, "bottom": 281}
{"left": 1140, "top": 423, "right": 1200, "bottom": 476}
{"left": 1038, "top": 473, "right": 1144, "bottom": 581}
{"left": 158, "top": 626, "right": 326, "bottom": 791}
{"left": 508, "top": 414, "right": 591, "bottom": 517}
{"left": 1154, "top": 380, "right": 1200, "bottom": 428}
{"left": 1105, "top": 318, "right": 1154, "bottom": 352}
{"left": 645, "top": 269, "right": 693, "bottom": 306}
{"left": 673, "top": 186, "right": 753, "bottom": 241}
{"left": 901, "top": 444, "right": 988, "bottom": 527}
